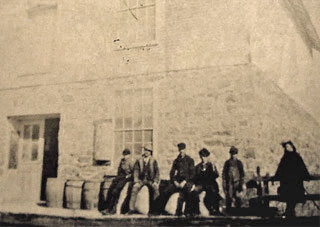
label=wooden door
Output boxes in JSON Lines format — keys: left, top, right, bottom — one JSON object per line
{"left": 17, "top": 120, "right": 45, "bottom": 203}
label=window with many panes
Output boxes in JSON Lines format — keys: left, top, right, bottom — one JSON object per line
{"left": 21, "top": 124, "right": 41, "bottom": 162}
{"left": 8, "top": 122, "right": 42, "bottom": 169}
{"left": 116, "top": 0, "right": 156, "bottom": 48}
{"left": 114, "top": 88, "right": 153, "bottom": 161}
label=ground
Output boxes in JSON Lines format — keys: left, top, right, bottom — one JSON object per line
{"left": 0, "top": 203, "right": 319, "bottom": 227}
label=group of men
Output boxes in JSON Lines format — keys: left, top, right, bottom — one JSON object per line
{"left": 101, "top": 142, "right": 245, "bottom": 216}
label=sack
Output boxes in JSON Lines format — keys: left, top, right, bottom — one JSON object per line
{"left": 165, "top": 192, "right": 186, "bottom": 215}
{"left": 135, "top": 185, "right": 149, "bottom": 214}
{"left": 199, "top": 191, "right": 210, "bottom": 216}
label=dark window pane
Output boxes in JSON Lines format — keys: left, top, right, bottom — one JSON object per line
{"left": 133, "top": 101, "right": 142, "bottom": 115}
{"left": 143, "top": 102, "right": 153, "bottom": 114}
{"left": 32, "top": 125, "right": 40, "bottom": 140}
{"left": 125, "top": 131, "right": 133, "bottom": 143}
{"left": 22, "top": 142, "right": 30, "bottom": 161}
{"left": 114, "top": 143, "right": 124, "bottom": 164}
{"left": 134, "top": 143, "right": 142, "bottom": 155}
{"left": 134, "top": 131, "right": 142, "bottom": 142}
{"left": 123, "top": 100, "right": 132, "bottom": 119}
{"left": 31, "top": 143, "right": 38, "bottom": 161}
{"left": 23, "top": 125, "right": 31, "bottom": 139}
{"left": 143, "top": 115, "right": 153, "bottom": 128}
{"left": 8, "top": 131, "right": 19, "bottom": 169}
{"left": 115, "top": 143, "right": 124, "bottom": 155}
{"left": 143, "top": 130, "right": 153, "bottom": 143}
{"left": 115, "top": 132, "right": 124, "bottom": 144}
{"left": 133, "top": 117, "right": 142, "bottom": 128}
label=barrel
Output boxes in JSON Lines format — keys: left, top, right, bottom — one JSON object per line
{"left": 83, "top": 181, "right": 101, "bottom": 210}
{"left": 65, "top": 180, "right": 84, "bottom": 209}
{"left": 46, "top": 178, "right": 66, "bottom": 208}
{"left": 98, "top": 177, "right": 115, "bottom": 211}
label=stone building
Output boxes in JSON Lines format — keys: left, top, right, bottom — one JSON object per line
{"left": 0, "top": 0, "right": 319, "bottom": 216}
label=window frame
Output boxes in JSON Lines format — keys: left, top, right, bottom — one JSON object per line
{"left": 113, "top": 87, "right": 154, "bottom": 163}
{"left": 113, "top": 0, "right": 157, "bottom": 50}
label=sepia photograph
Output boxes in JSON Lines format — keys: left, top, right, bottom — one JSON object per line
{"left": 0, "top": 0, "right": 319, "bottom": 226}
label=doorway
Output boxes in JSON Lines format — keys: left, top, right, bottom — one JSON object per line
{"left": 40, "top": 118, "right": 60, "bottom": 201}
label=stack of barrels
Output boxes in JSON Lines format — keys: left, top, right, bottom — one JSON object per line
{"left": 45, "top": 176, "right": 115, "bottom": 210}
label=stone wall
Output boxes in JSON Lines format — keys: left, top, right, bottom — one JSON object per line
{"left": 155, "top": 64, "right": 320, "bottom": 216}
{"left": 0, "top": 63, "right": 319, "bottom": 215}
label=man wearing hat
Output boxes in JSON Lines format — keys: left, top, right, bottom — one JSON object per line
{"left": 190, "top": 148, "right": 223, "bottom": 215}
{"left": 158, "top": 142, "right": 195, "bottom": 216}
{"left": 270, "top": 140, "right": 311, "bottom": 218}
{"left": 127, "top": 145, "right": 160, "bottom": 214}
{"left": 222, "top": 146, "right": 245, "bottom": 214}
{"left": 101, "top": 148, "right": 134, "bottom": 215}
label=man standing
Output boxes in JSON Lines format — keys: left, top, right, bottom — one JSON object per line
{"left": 101, "top": 149, "right": 134, "bottom": 215}
{"left": 222, "top": 146, "right": 245, "bottom": 214}
{"left": 158, "top": 142, "right": 195, "bottom": 216}
{"left": 271, "top": 141, "right": 311, "bottom": 218}
{"left": 127, "top": 146, "right": 160, "bottom": 214}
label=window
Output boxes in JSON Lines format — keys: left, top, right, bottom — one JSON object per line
{"left": 21, "top": 124, "right": 41, "bottom": 162}
{"left": 116, "top": 0, "right": 156, "bottom": 48}
{"left": 8, "top": 130, "right": 19, "bottom": 169}
{"left": 114, "top": 88, "right": 153, "bottom": 161}
{"left": 8, "top": 121, "right": 42, "bottom": 169}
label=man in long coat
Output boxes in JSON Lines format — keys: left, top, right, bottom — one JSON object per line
{"left": 271, "top": 141, "right": 311, "bottom": 218}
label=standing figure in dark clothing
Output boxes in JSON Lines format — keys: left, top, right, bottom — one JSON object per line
{"left": 101, "top": 149, "right": 134, "bottom": 215}
{"left": 158, "top": 142, "right": 195, "bottom": 216}
{"left": 127, "top": 146, "right": 160, "bottom": 214}
{"left": 271, "top": 141, "right": 311, "bottom": 218}
{"left": 222, "top": 146, "right": 245, "bottom": 214}
{"left": 191, "top": 148, "right": 223, "bottom": 215}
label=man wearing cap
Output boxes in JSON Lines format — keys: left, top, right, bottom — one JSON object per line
{"left": 101, "top": 148, "right": 134, "bottom": 215}
{"left": 191, "top": 148, "right": 223, "bottom": 215}
{"left": 158, "top": 142, "right": 195, "bottom": 216}
{"left": 127, "top": 146, "right": 160, "bottom": 214}
{"left": 222, "top": 146, "right": 245, "bottom": 214}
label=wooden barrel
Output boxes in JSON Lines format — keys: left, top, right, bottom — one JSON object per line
{"left": 98, "top": 177, "right": 115, "bottom": 211}
{"left": 65, "top": 180, "right": 84, "bottom": 209}
{"left": 83, "top": 181, "right": 101, "bottom": 210}
{"left": 46, "top": 178, "right": 66, "bottom": 208}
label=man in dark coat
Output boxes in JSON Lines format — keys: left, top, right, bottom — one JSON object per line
{"left": 222, "top": 146, "right": 245, "bottom": 214}
{"left": 127, "top": 146, "right": 160, "bottom": 214}
{"left": 271, "top": 141, "right": 311, "bottom": 218}
{"left": 101, "top": 149, "right": 134, "bottom": 215}
{"left": 157, "top": 142, "right": 195, "bottom": 216}
{"left": 190, "top": 148, "right": 223, "bottom": 215}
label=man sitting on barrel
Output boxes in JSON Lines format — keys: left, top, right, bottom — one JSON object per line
{"left": 127, "top": 145, "right": 160, "bottom": 215}
{"left": 157, "top": 142, "right": 196, "bottom": 216}
{"left": 190, "top": 148, "right": 223, "bottom": 216}
{"left": 101, "top": 148, "right": 134, "bottom": 215}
